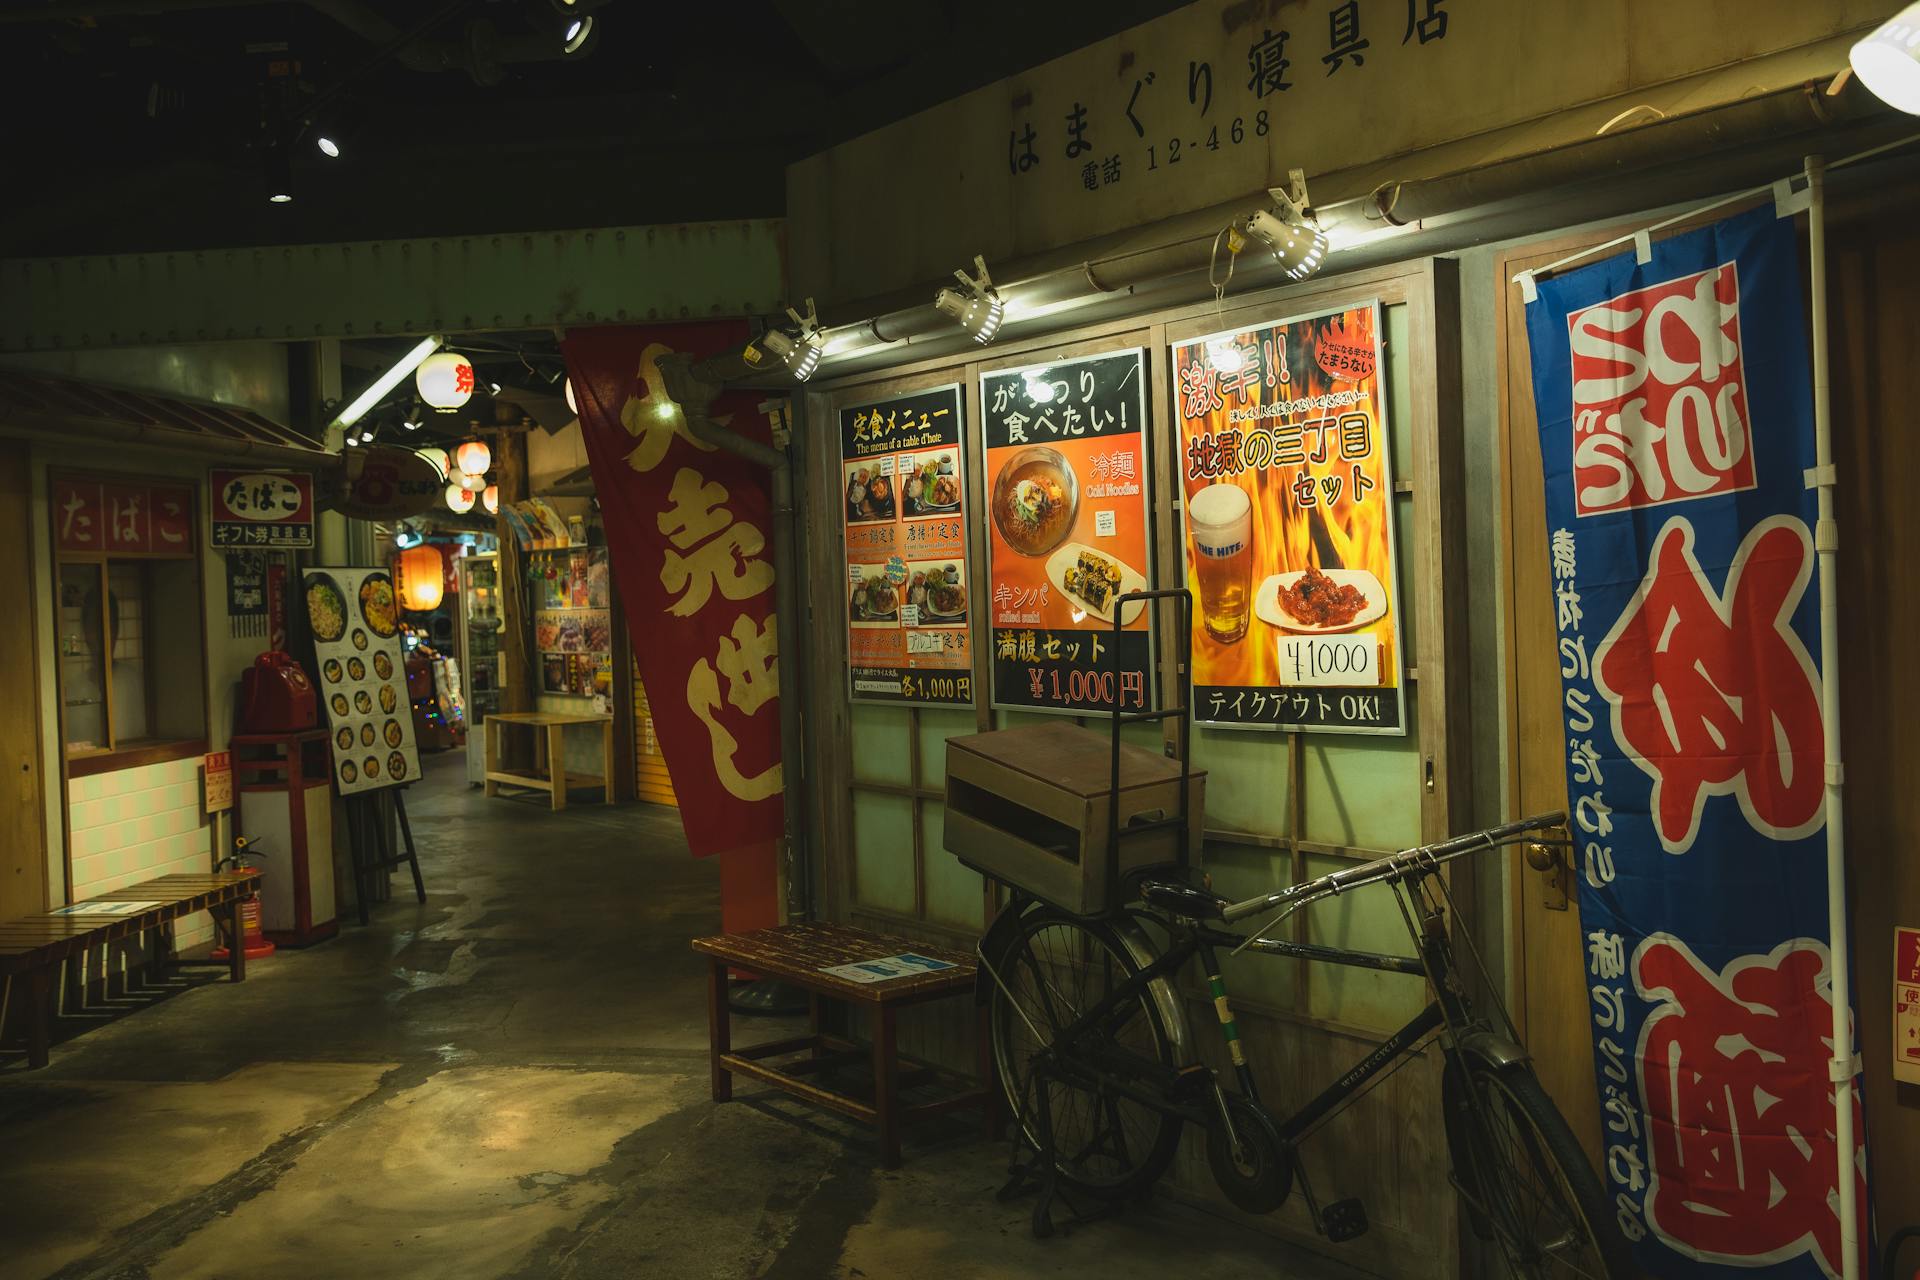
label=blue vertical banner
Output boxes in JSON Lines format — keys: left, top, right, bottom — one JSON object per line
{"left": 1525, "top": 205, "right": 1866, "bottom": 1279}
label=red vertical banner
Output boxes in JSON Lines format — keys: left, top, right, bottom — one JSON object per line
{"left": 562, "top": 325, "right": 784, "bottom": 858}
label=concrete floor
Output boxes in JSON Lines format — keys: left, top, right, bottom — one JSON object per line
{"left": 0, "top": 753, "right": 1373, "bottom": 1280}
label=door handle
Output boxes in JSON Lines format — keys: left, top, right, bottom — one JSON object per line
{"left": 1524, "top": 829, "right": 1570, "bottom": 912}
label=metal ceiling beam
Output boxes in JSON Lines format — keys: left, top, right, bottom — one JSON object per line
{"left": 0, "top": 218, "right": 787, "bottom": 353}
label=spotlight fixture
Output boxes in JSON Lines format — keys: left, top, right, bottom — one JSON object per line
{"left": 315, "top": 134, "right": 341, "bottom": 159}
{"left": 487, "top": 379, "right": 503, "bottom": 396}
{"left": 1234, "top": 168, "right": 1328, "bottom": 283}
{"left": 562, "top": 14, "right": 593, "bottom": 52}
{"left": 330, "top": 335, "right": 443, "bottom": 430}
{"left": 933, "top": 255, "right": 1004, "bottom": 345}
{"left": 746, "top": 300, "right": 826, "bottom": 382}
{"left": 1852, "top": 2, "right": 1920, "bottom": 114}
{"left": 265, "top": 146, "right": 294, "bottom": 204}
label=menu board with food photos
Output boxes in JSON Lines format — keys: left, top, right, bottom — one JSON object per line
{"left": 304, "top": 566, "right": 421, "bottom": 794}
{"left": 839, "top": 383, "right": 975, "bottom": 707}
{"left": 981, "top": 349, "right": 1154, "bottom": 714}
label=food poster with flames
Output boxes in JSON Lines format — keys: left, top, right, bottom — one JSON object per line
{"left": 303, "top": 566, "right": 421, "bottom": 794}
{"left": 980, "top": 349, "right": 1153, "bottom": 714}
{"left": 839, "top": 384, "right": 974, "bottom": 707}
{"left": 1172, "top": 302, "right": 1406, "bottom": 734}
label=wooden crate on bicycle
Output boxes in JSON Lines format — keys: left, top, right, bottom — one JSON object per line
{"left": 943, "top": 722, "right": 1205, "bottom": 915}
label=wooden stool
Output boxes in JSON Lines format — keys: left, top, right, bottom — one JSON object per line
{"left": 691, "top": 922, "right": 999, "bottom": 1167}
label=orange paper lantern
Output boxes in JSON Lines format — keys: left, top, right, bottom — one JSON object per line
{"left": 482, "top": 484, "right": 499, "bottom": 515}
{"left": 455, "top": 439, "right": 492, "bottom": 477}
{"left": 396, "top": 545, "right": 445, "bottom": 612}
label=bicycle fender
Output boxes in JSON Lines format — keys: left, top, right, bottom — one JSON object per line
{"left": 1109, "top": 913, "right": 1196, "bottom": 1068}
{"left": 1455, "top": 1027, "right": 1531, "bottom": 1072}
{"left": 974, "top": 896, "right": 1040, "bottom": 1006}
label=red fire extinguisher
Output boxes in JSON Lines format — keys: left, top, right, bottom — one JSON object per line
{"left": 212, "top": 835, "right": 276, "bottom": 962}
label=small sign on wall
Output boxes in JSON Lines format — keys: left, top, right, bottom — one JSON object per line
{"left": 203, "top": 751, "right": 233, "bottom": 814}
{"left": 1897, "top": 926, "right": 1920, "bottom": 1087}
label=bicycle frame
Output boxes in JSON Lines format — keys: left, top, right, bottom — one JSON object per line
{"left": 1002, "top": 817, "right": 1563, "bottom": 1147}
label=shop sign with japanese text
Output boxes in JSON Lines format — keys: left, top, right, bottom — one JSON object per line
{"left": 839, "top": 384, "right": 974, "bottom": 707}
{"left": 563, "top": 325, "right": 783, "bottom": 858}
{"left": 980, "top": 350, "right": 1152, "bottom": 714}
{"left": 209, "top": 469, "right": 314, "bottom": 549}
{"left": 1897, "top": 927, "right": 1920, "bottom": 1088}
{"left": 51, "top": 475, "right": 194, "bottom": 558}
{"left": 1525, "top": 205, "right": 1865, "bottom": 1280}
{"left": 1173, "top": 303, "right": 1404, "bottom": 733}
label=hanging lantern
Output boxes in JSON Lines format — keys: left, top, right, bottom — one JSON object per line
{"left": 415, "top": 352, "right": 475, "bottom": 410}
{"left": 417, "top": 446, "right": 451, "bottom": 479}
{"left": 455, "top": 439, "right": 492, "bottom": 477}
{"left": 458, "top": 469, "right": 487, "bottom": 492}
{"left": 564, "top": 377, "right": 578, "bottom": 415}
{"left": 396, "top": 545, "right": 445, "bottom": 612}
{"left": 445, "top": 483, "right": 476, "bottom": 514}
{"left": 482, "top": 484, "right": 499, "bottom": 515}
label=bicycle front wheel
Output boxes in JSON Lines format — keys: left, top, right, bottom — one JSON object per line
{"left": 1443, "top": 1052, "right": 1632, "bottom": 1280}
{"left": 987, "top": 907, "right": 1183, "bottom": 1201}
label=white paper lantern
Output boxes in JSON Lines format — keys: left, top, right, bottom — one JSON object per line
{"left": 417, "top": 446, "right": 451, "bottom": 480}
{"left": 445, "top": 483, "right": 476, "bottom": 514}
{"left": 455, "top": 439, "right": 492, "bottom": 476}
{"left": 416, "top": 352, "right": 475, "bottom": 410}
{"left": 564, "top": 377, "right": 578, "bottom": 415}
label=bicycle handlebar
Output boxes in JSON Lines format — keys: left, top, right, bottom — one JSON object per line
{"left": 1218, "top": 812, "right": 1566, "bottom": 924}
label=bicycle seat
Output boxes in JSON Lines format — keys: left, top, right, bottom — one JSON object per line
{"left": 1138, "top": 879, "right": 1227, "bottom": 920}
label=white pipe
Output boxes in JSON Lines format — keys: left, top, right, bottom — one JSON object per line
{"left": 1805, "top": 152, "right": 1859, "bottom": 1280}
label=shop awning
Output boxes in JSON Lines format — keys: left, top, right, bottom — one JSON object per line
{"left": 0, "top": 369, "right": 330, "bottom": 463}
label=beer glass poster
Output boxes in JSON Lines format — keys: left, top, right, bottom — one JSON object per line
{"left": 839, "top": 385, "right": 974, "bottom": 707}
{"left": 981, "top": 349, "right": 1153, "bottom": 713}
{"left": 1172, "top": 303, "right": 1406, "bottom": 733}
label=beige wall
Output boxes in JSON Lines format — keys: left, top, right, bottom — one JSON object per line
{"left": 787, "top": 0, "right": 1891, "bottom": 304}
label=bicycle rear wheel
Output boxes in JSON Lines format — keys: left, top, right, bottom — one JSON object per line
{"left": 987, "top": 907, "right": 1183, "bottom": 1201}
{"left": 1443, "top": 1052, "right": 1632, "bottom": 1280}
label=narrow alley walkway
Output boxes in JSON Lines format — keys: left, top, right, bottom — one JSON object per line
{"left": 1, "top": 754, "right": 1369, "bottom": 1280}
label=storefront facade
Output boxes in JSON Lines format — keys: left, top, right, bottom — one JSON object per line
{"left": 781, "top": 2, "right": 1920, "bottom": 1273}
{"left": 0, "top": 348, "right": 336, "bottom": 952}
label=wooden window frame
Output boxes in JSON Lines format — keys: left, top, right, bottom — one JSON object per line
{"left": 49, "top": 469, "right": 209, "bottom": 778}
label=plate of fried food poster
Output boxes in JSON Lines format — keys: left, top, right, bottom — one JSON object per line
{"left": 1045, "top": 543, "right": 1147, "bottom": 626}
{"left": 1254, "top": 567, "right": 1387, "bottom": 634}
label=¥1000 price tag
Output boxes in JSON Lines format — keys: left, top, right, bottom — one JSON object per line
{"left": 1277, "top": 635, "right": 1380, "bottom": 688}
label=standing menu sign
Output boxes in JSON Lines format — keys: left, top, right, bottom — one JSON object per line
{"left": 303, "top": 567, "right": 420, "bottom": 795}
{"left": 840, "top": 384, "right": 974, "bottom": 707}
{"left": 1172, "top": 303, "right": 1405, "bottom": 734}
{"left": 1524, "top": 206, "right": 1863, "bottom": 1278}
{"left": 981, "top": 350, "right": 1152, "bottom": 713}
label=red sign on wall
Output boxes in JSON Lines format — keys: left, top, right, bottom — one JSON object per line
{"left": 52, "top": 476, "right": 194, "bottom": 557}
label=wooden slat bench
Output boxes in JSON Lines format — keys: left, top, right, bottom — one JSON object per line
{"left": 692, "top": 921, "right": 998, "bottom": 1167}
{"left": 0, "top": 871, "right": 257, "bottom": 1069}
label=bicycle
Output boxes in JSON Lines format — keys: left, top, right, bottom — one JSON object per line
{"left": 979, "top": 814, "right": 1627, "bottom": 1277}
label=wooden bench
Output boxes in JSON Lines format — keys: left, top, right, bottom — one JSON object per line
{"left": 0, "top": 871, "right": 257, "bottom": 1069}
{"left": 692, "top": 921, "right": 997, "bottom": 1167}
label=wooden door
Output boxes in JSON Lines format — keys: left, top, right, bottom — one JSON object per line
{"left": 1496, "top": 237, "right": 1616, "bottom": 1173}
{"left": 0, "top": 442, "right": 49, "bottom": 919}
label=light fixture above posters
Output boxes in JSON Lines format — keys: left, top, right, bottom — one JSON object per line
{"left": 839, "top": 384, "right": 974, "bottom": 707}
{"left": 1171, "top": 302, "right": 1405, "bottom": 734}
{"left": 980, "top": 349, "right": 1153, "bottom": 714}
